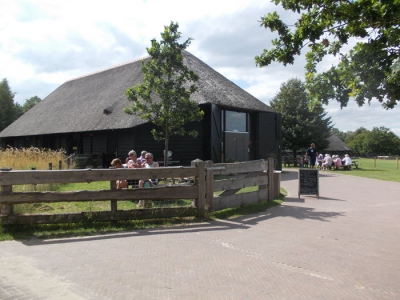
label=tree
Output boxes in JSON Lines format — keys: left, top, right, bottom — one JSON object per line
{"left": 270, "top": 78, "right": 332, "bottom": 160}
{"left": 346, "top": 128, "right": 369, "bottom": 155}
{"left": 124, "top": 22, "right": 204, "bottom": 166}
{"left": 0, "top": 78, "right": 17, "bottom": 132}
{"left": 22, "top": 96, "right": 41, "bottom": 113}
{"left": 347, "top": 126, "right": 400, "bottom": 155}
{"left": 331, "top": 128, "right": 351, "bottom": 142}
{"left": 256, "top": 0, "right": 400, "bottom": 109}
{"left": 346, "top": 126, "right": 400, "bottom": 155}
{"left": 365, "top": 127, "right": 400, "bottom": 155}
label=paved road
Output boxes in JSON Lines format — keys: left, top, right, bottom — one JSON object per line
{"left": 1, "top": 169, "right": 400, "bottom": 299}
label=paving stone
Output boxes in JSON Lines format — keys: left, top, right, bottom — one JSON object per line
{"left": 1, "top": 169, "right": 399, "bottom": 299}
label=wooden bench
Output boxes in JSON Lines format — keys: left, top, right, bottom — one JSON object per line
{"left": 339, "top": 165, "right": 351, "bottom": 170}
{"left": 283, "top": 158, "right": 296, "bottom": 167}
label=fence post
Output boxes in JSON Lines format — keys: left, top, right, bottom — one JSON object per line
{"left": 267, "top": 157, "right": 274, "bottom": 201}
{"left": 191, "top": 159, "right": 205, "bottom": 217}
{"left": 109, "top": 180, "right": 118, "bottom": 212}
{"left": 0, "top": 168, "right": 13, "bottom": 216}
{"left": 205, "top": 160, "right": 214, "bottom": 211}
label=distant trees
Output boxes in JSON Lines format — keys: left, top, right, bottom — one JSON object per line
{"left": 22, "top": 96, "right": 41, "bottom": 113}
{"left": 0, "top": 78, "right": 42, "bottom": 132}
{"left": 331, "top": 128, "right": 351, "bottom": 142}
{"left": 0, "top": 79, "right": 17, "bottom": 132}
{"left": 344, "top": 127, "right": 400, "bottom": 156}
{"left": 270, "top": 78, "right": 332, "bottom": 159}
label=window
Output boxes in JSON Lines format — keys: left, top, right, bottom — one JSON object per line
{"left": 225, "top": 110, "right": 247, "bottom": 132}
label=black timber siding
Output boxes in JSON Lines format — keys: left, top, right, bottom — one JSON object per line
{"left": 209, "top": 104, "right": 222, "bottom": 163}
{"left": 1, "top": 105, "right": 281, "bottom": 168}
{"left": 257, "top": 112, "right": 282, "bottom": 170}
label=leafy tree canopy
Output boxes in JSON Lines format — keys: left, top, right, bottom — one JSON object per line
{"left": 22, "top": 96, "right": 41, "bottom": 113}
{"left": 256, "top": 0, "right": 400, "bottom": 109}
{"left": 270, "top": 78, "right": 332, "bottom": 158}
{"left": 345, "top": 126, "right": 400, "bottom": 155}
{"left": 0, "top": 78, "right": 17, "bottom": 132}
{"left": 124, "top": 22, "right": 204, "bottom": 166}
{"left": 331, "top": 128, "right": 352, "bottom": 142}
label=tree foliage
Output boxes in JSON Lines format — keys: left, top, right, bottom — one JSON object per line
{"left": 125, "top": 22, "right": 204, "bottom": 166}
{"left": 256, "top": 0, "right": 400, "bottom": 109}
{"left": 345, "top": 126, "right": 400, "bottom": 155}
{"left": 270, "top": 78, "right": 332, "bottom": 158}
{"left": 331, "top": 128, "right": 352, "bottom": 142}
{"left": 0, "top": 78, "right": 17, "bottom": 132}
{"left": 22, "top": 96, "right": 41, "bottom": 113}
{"left": 0, "top": 80, "right": 42, "bottom": 132}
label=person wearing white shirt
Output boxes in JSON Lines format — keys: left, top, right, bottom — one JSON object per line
{"left": 342, "top": 154, "right": 352, "bottom": 166}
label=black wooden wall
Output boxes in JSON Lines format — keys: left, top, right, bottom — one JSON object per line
{"left": 257, "top": 112, "right": 282, "bottom": 170}
{"left": 1, "top": 104, "right": 281, "bottom": 169}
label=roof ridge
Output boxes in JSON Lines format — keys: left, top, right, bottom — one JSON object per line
{"left": 66, "top": 55, "right": 150, "bottom": 82}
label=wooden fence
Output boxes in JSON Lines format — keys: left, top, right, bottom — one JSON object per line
{"left": 0, "top": 158, "right": 276, "bottom": 225}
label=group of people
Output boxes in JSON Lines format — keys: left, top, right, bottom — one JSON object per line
{"left": 110, "top": 149, "right": 159, "bottom": 191}
{"left": 305, "top": 143, "right": 352, "bottom": 170}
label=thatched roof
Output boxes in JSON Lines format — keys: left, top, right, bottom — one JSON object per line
{"left": 325, "top": 134, "right": 352, "bottom": 152}
{"left": 0, "top": 51, "right": 274, "bottom": 138}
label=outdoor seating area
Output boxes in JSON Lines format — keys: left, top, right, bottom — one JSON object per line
{"left": 286, "top": 153, "right": 358, "bottom": 171}
{"left": 283, "top": 155, "right": 309, "bottom": 168}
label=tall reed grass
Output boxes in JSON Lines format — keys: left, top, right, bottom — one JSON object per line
{"left": 0, "top": 146, "right": 68, "bottom": 170}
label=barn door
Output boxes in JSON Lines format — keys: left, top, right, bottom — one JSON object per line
{"left": 224, "top": 131, "right": 249, "bottom": 162}
{"left": 257, "top": 112, "right": 282, "bottom": 169}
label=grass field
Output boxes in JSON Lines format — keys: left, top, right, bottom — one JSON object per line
{"left": 286, "top": 157, "right": 400, "bottom": 183}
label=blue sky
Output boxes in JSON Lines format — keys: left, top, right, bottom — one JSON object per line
{"left": 0, "top": 0, "right": 398, "bottom": 136}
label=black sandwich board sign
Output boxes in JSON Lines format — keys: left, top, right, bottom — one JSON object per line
{"left": 298, "top": 169, "right": 319, "bottom": 198}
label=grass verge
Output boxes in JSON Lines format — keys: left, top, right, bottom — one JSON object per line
{"left": 0, "top": 188, "right": 286, "bottom": 242}
{"left": 284, "top": 158, "right": 400, "bottom": 183}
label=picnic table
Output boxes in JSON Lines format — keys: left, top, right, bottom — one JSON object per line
{"left": 283, "top": 157, "right": 297, "bottom": 167}
{"left": 338, "top": 161, "right": 358, "bottom": 170}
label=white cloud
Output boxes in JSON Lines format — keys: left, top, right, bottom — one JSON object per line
{"left": 0, "top": 0, "right": 398, "bottom": 137}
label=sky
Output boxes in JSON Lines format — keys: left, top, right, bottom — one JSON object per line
{"left": 1, "top": 0, "right": 399, "bottom": 136}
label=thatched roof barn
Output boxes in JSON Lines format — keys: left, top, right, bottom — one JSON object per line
{"left": 323, "top": 134, "right": 352, "bottom": 156}
{"left": 0, "top": 51, "right": 282, "bottom": 167}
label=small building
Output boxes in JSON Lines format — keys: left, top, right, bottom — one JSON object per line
{"left": 323, "top": 134, "right": 352, "bottom": 157}
{"left": 0, "top": 51, "right": 282, "bottom": 168}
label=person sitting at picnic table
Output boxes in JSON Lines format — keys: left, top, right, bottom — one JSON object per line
{"left": 316, "top": 154, "right": 324, "bottom": 169}
{"left": 127, "top": 150, "right": 141, "bottom": 168}
{"left": 137, "top": 153, "right": 159, "bottom": 207}
{"left": 136, "top": 150, "right": 147, "bottom": 165}
{"left": 342, "top": 154, "right": 352, "bottom": 166}
{"left": 110, "top": 158, "right": 127, "bottom": 189}
{"left": 126, "top": 150, "right": 141, "bottom": 188}
{"left": 333, "top": 155, "right": 342, "bottom": 170}
{"left": 321, "top": 154, "right": 332, "bottom": 170}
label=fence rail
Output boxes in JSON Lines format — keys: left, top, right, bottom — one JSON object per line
{"left": 0, "top": 158, "right": 276, "bottom": 225}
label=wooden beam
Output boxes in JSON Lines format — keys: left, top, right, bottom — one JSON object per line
{"left": 0, "top": 167, "right": 197, "bottom": 185}
{"left": 0, "top": 186, "right": 198, "bottom": 204}
{"left": 210, "top": 160, "right": 267, "bottom": 175}
{"left": 0, "top": 207, "right": 197, "bottom": 225}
